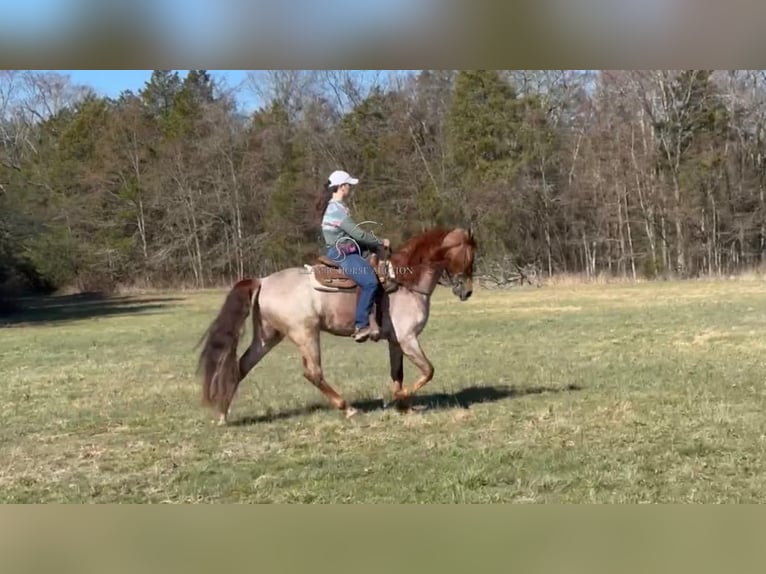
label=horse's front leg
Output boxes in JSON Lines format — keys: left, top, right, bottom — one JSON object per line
{"left": 393, "top": 335, "right": 434, "bottom": 402}
{"left": 384, "top": 340, "right": 404, "bottom": 407}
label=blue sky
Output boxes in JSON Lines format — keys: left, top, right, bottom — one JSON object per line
{"left": 49, "top": 70, "right": 414, "bottom": 114}
{"left": 49, "top": 70, "right": 304, "bottom": 114}
{"left": 54, "top": 69, "right": 254, "bottom": 104}
{"left": 4, "top": 1, "right": 436, "bottom": 106}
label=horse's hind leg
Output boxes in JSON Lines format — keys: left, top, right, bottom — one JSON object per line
{"left": 239, "top": 322, "right": 282, "bottom": 379}
{"left": 217, "top": 323, "right": 282, "bottom": 425}
{"left": 294, "top": 328, "right": 357, "bottom": 418}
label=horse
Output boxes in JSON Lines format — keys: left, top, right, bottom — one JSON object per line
{"left": 197, "top": 226, "right": 477, "bottom": 424}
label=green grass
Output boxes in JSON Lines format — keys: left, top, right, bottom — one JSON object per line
{"left": 3, "top": 279, "right": 766, "bottom": 502}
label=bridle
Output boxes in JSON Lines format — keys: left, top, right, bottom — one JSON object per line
{"left": 442, "top": 268, "right": 470, "bottom": 296}
{"left": 386, "top": 236, "right": 474, "bottom": 297}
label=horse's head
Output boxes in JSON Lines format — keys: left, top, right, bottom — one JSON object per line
{"left": 439, "top": 227, "right": 476, "bottom": 301}
{"left": 390, "top": 226, "right": 477, "bottom": 299}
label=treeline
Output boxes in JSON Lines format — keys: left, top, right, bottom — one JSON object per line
{"left": 3, "top": 69, "right": 766, "bottom": 297}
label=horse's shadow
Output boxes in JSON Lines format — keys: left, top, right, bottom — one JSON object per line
{"left": 230, "top": 383, "right": 582, "bottom": 426}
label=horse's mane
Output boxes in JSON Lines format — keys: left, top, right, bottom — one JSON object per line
{"left": 390, "top": 227, "right": 474, "bottom": 288}
{"left": 390, "top": 227, "right": 454, "bottom": 268}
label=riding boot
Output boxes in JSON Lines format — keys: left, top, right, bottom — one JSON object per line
{"left": 352, "top": 325, "right": 372, "bottom": 342}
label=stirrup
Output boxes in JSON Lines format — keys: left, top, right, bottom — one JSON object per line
{"left": 352, "top": 326, "right": 371, "bottom": 342}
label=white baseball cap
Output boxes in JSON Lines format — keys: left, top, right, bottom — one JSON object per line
{"left": 328, "top": 170, "right": 359, "bottom": 187}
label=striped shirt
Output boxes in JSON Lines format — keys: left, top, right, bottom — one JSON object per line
{"left": 321, "top": 199, "right": 383, "bottom": 253}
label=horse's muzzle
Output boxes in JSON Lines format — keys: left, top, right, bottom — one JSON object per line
{"left": 453, "top": 282, "right": 472, "bottom": 301}
{"left": 449, "top": 274, "right": 473, "bottom": 301}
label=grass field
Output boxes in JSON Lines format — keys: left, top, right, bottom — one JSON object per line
{"left": 3, "top": 279, "right": 766, "bottom": 503}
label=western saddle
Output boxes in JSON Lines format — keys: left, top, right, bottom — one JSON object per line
{"left": 306, "top": 251, "right": 396, "bottom": 293}
{"left": 304, "top": 251, "right": 397, "bottom": 342}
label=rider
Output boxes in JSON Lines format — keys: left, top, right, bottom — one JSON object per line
{"left": 319, "top": 170, "right": 390, "bottom": 342}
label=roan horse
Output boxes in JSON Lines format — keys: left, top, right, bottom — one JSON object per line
{"left": 197, "top": 226, "right": 476, "bottom": 424}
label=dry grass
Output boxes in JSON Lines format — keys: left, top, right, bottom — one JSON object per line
{"left": 542, "top": 271, "right": 647, "bottom": 286}
{"left": 3, "top": 279, "right": 766, "bottom": 502}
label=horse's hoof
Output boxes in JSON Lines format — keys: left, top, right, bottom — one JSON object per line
{"left": 344, "top": 406, "right": 358, "bottom": 419}
{"left": 394, "top": 401, "right": 413, "bottom": 414}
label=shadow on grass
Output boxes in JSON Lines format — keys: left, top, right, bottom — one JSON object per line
{"left": 0, "top": 291, "right": 183, "bottom": 327}
{"left": 231, "top": 383, "right": 583, "bottom": 426}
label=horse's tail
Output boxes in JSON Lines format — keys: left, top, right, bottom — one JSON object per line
{"left": 197, "top": 278, "right": 261, "bottom": 414}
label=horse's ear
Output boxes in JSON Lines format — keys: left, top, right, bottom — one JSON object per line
{"left": 468, "top": 226, "right": 474, "bottom": 240}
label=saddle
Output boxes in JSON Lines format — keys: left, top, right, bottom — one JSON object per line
{"left": 303, "top": 251, "right": 397, "bottom": 343}
{"left": 307, "top": 252, "right": 395, "bottom": 292}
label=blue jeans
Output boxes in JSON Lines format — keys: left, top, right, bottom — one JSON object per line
{"left": 326, "top": 247, "right": 379, "bottom": 328}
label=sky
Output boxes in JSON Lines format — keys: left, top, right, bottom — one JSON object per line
{"left": 46, "top": 70, "right": 415, "bottom": 115}
{"left": 53, "top": 70, "right": 256, "bottom": 109}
